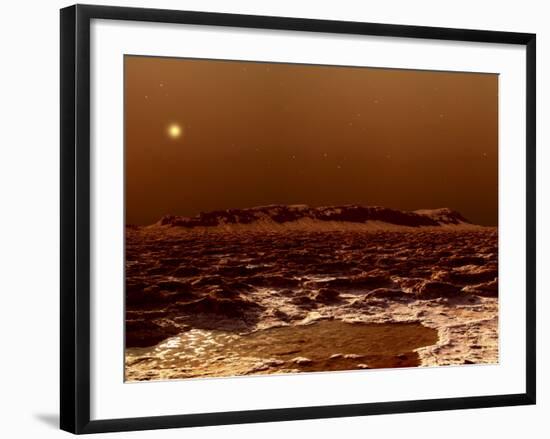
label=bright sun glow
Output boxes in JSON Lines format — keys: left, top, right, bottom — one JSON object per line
{"left": 167, "top": 123, "right": 182, "bottom": 139}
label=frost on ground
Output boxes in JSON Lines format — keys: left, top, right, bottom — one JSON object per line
{"left": 125, "top": 207, "right": 498, "bottom": 381}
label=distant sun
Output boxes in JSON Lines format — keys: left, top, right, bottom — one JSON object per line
{"left": 167, "top": 123, "right": 182, "bottom": 139}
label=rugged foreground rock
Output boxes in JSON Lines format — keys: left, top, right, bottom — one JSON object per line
{"left": 125, "top": 207, "right": 498, "bottom": 381}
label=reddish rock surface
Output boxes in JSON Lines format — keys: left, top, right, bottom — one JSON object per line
{"left": 124, "top": 206, "right": 498, "bottom": 380}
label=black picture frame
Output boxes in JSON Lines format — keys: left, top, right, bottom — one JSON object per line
{"left": 60, "top": 4, "right": 536, "bottom": 434}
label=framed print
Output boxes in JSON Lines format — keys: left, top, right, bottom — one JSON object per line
{"left": 60, "top": 4, "right": 536, "bottom": 434}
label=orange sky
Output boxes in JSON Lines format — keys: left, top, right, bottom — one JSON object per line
{"left": 125, "top": 56, "right": 498, "bottom": 226}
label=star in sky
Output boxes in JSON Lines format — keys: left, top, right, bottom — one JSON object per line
{"left": 167, "top": 123, "right": 182, "bottom": 139}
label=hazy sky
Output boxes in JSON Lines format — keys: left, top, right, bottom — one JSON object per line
{"left": 125, "top": 56, "right": 498, "bottom": 226}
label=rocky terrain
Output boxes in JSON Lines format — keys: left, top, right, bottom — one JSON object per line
{"left": 125, "top": 205, "right": 498, "bottom": 381}
{"left": 156, "top": 204, "right": 472, "bottom": 230}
